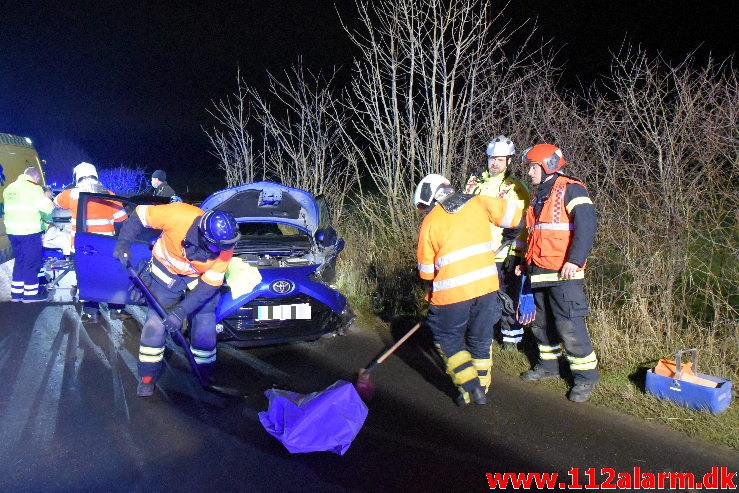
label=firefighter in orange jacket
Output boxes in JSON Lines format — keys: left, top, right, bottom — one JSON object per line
{"left": 54, "top": 162, "right": 128, "bottom": 321}
{"left": 53, "top": 162, "right": 128, "bottom": 244}
{"left": 112, "top": 203, "right": 241, "bottom": 397}
{"left": 515, "top": 144, "right": 599, "bottom": 402}
{"left": 415, "top": 174, "right": 523, "bottom": 406}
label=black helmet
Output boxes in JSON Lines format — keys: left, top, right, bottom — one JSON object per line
{"left": 198, "top": 210, "right": 241, "bottom": 250}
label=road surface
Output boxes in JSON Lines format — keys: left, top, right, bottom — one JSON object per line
{"left": 0, "top": 301, "right": 736, "bottom": 492}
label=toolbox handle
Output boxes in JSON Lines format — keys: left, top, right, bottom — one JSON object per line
{"left": 674, "top": 348, "right": 698, "bottom": 385}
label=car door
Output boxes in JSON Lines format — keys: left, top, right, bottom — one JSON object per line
{"left": 75, "top": 192, "right": 163, "bottom": 305}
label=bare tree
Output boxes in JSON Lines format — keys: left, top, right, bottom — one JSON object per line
{"left": 98, "top": 165, "right": 149, "bottom": 196}
{"left": 249, "top": 64, "right": 360, "bottom": 220}
{"left": 204, "top": 69, "right": 261, "bottom": 187}
{"left": 204, "top": 65, "right": 358, "bottom": 222}
{"left": 572, "top": 47, "right": 738, "bottom": 370}
{"left": 343, "top": 0, "right": 509, "bottom": 230}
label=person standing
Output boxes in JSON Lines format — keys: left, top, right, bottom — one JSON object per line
{"left": 54, "top": 162, "right": 128, "bottom": 321}
{"left": 415, "top": 174, "right": 523, "bottom": 405}
{"left": 112, "top": 203, "right": 240, "bottom": 397}
{"left": 151, "top": 170, "right": 176, "bottom": 199}
{"left": 464, "top": 135, "right": 530, "bottom": 350}
{"left": 2, "top": 167, "right": 54, "bottom": 302}
{"left": 516, "top": 144, "right": 599, "bottom": 402}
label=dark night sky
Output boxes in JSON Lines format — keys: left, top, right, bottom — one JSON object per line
{"left": 1, "top": 1, "right": 735, "bottom": 193}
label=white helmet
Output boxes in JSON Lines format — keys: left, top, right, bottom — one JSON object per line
{"left": 486, "top": 135, "right": 516, "bottom": 157}
{"left": 414, "top": 174, "right": 453, "bottom": 209}
{"left": 73, "top": 162, "right": 98, "bottom": 182}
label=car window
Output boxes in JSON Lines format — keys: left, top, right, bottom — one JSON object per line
{"left": 76, "top": 193, "right": 162, "bottom": 242}
{"left": 75, "top": 192, "right": 163, "bottom": 305}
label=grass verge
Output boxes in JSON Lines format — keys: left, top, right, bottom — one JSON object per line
{"left": 493, "top": 347, "right": 738, "bottom": 451}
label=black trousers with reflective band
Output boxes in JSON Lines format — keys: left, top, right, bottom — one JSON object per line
{"left": 531, "top": 281, "right": 599, "bottom": 384}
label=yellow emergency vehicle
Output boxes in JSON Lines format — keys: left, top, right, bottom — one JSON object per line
{"left": 0, "top": 132, "right": 47, "bottom": 263}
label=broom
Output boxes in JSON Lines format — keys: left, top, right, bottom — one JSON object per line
{"left": 354, "top": 322, "right": 422, "bottom": 400}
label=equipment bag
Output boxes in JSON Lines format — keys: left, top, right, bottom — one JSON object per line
{"left": 645, "top": 348, "right": 732, "bottom": 414}
{"left": 258, "top": 379, "right": 368, "bottom": 455}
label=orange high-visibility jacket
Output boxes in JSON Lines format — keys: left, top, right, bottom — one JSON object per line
{"left": 525, "top": 175, "right": 590, "bottom": 272}
{"left": 54, "top": 187, "right": 128, "bottom": 242}
{"left": 417, "top": 195, "right": 522, "bottom": 306}
{"left": 136, "top": 202, "right": 233, "bottom": 287}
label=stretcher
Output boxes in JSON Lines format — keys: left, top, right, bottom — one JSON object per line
{"left": 40, "top": 220, "right": 77, "bottom": 301}
{"left": 42, "top": 248, "right": 77, "bottom": 302}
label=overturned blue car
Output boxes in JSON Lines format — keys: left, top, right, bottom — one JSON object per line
{"left": 74, "top": 181, "right": 355, "bottom": 347}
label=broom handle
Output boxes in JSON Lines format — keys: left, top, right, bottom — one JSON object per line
{"left": 374, "top": 322, "right": 422, "bottom": 366}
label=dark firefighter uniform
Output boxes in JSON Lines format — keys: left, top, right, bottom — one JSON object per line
{"left": 418, "top": 192, "right": 522, "bottom": 404}
{"left": 525, "top": 174, "right": 599, "bottom": 385}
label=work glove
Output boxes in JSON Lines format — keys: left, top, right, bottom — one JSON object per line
{"left": 502, "top": 254, "right": 523, "bottom": 273}
{"left": 113, "top": 240, "right": 132, "bottom": 267}
{"left": 517, "top": 274, "right": 535, "bottom": 325}
{"left": 162, "top": 306, "right": 187, "bottom": 333}
{"left": 113, "top": 213, "right": 145, "bottom": 267}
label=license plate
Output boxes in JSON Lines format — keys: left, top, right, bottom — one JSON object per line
{"left": 256, "top": 303, "right": 311, "bottom": 321}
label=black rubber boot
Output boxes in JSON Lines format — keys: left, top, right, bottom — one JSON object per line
{"left": 568, "top": 383, "right": 595, "bottom": 402}
{"left": 521, "top": 365, "right": 560, "bottom": 381}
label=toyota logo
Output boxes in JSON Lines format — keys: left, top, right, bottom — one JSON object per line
{"left": 270, "top": 280, "right": 294, "bottom": 294}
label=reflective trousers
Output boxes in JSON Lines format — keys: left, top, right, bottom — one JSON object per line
{"left": 426, "top": 291, "right": 500, "bottom": 393}
{"left": 530, "top": 281, "right": 599, "bottom": 384}
{"left": 9, "top": 233, "right": 43, "bottom": 300}
{"left": 138, "top": 274, "right": 219, "bottom": 381}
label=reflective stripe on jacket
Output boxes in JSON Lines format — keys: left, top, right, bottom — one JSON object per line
{"left": 137, "top": 202, "right": 233, "bottom": 287}
{"left": 525, "top": 175, "right": 591, "bottom": 274}
{"left": 465, "top": 171, "right": 530, "bottom": 261}
{"left": 2, "top": 174, "right": 54, "bottom": 235}
{"left": 54, "top": 185, "right": 127, "bottom": 241}
{"left": 417, "top": 195, "right": 522, "bottom": 306}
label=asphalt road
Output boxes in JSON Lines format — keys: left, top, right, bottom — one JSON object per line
{"left": 0, "top": 301, "right": 737, "bottom": 493}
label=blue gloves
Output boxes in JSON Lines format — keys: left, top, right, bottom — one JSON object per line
{"left": 162, "top": 306, "right": 186, "bottom": 333}
{"left": 517, "top": 274, "right": 535, "bottom": 325}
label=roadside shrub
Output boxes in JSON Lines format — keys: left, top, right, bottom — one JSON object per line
{"left": 98, "top": 165, "right": 149, "bottom": 196}
{"left": 338, "top": 194, "right": 427, "bottom": 321}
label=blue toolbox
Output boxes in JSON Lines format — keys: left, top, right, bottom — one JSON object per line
{"left": 645, "top": 348, "right": 732, "bottom": 414}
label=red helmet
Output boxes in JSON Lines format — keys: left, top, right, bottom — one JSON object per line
{"left": 521, "top": 144, "right": 566, "bottom": 174}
